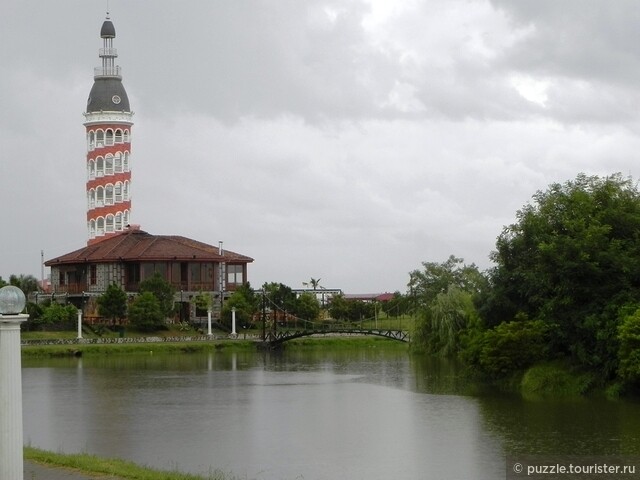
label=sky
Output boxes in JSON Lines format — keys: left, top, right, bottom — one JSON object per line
{"left": 2, "top": 0, "right": 640, "bottom": 294}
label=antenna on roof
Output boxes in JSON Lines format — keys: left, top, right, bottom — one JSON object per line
{"left": 106, "top": 0, "right": 110, "bottom": 19}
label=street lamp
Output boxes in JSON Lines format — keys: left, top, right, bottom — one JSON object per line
{"left": 0, "top": 285, "right": 28, "bottom": 480}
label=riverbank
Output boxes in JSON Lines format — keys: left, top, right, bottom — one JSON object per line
{"left": 21, "top": 335, "right": 409, "bottom": 358}
{"left": 24, "top": 447, "right": 238, "bottom": 479}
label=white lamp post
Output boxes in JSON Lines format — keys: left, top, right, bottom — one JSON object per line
{"left": 0, "top": 285, "right": 28, "bottom": 480}
{"left": 77, "top": 309, "right": 83, "bottom": 339}
{"left": 207, "top": 307, "right": 213, "bottom": 337}
{"left": 231, "top": 307, "right": 237, "bottom": 337}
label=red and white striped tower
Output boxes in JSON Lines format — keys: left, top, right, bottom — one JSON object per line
{"left": 84, "top": 14, "right": 134, "bottom": 245}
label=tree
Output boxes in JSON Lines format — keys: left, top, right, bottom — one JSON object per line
{"left": 293, "top": 292, "right": 320, "bottom": 321}
{"left": 618, "top": 308, "right": 640, "bottom": 386}
{"left": 409, "top": 256, "right": 487, "bottom": 350}
{"left": 138, "top": 273, "right": 175, "bottom": 319}
{"left": 40, "top": 303, "right": 77, "bottom": 328}
{"left": 97, "top": 284, "right": 128, "bottom": 324}
{"left": 416, "top": 286, "right": 478, "bottom": 356}
{"left": 382, "top": 292, "right": 410, "bottom": 318}
{"left": 408, "top": 255, "right": 487, "bottom": 310}
{"left": 9, "top": 274, "right": 40, "bottom": 295}
{"left": 222, "top": 283, "right": 259, "bottom": 328}
{"left": 128, "top": 292, "right": 164, "bottom": 331}
{"left": 483, "top": 173, "right": 640, "bottom": 377}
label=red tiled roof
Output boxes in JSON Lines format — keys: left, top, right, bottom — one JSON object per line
{"left": 45, "top": 229, "right": 253, "bottom": 266}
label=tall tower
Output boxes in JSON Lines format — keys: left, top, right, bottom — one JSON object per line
{"left": 84, "top": 14, "right": 133, "bottom": 245}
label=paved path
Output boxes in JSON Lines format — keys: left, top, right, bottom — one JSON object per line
{"left": 24, "top": 460, "right": 123, "bottom": 479}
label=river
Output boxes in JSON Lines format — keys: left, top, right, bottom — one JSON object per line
{"left": 21, "top": 345, "right": 640, "bottom": 480}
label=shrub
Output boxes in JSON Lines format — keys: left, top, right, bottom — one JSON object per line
{"left": 464, "top": 319, "right": 549, "bottom": 377}
{"left": 128, "top": 292, "right": 165, "bottom": 332}
{"left": 618, "top": 309, "right": 640, "bottom": 385}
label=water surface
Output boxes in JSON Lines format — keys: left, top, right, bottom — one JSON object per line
{"left": 22, "top": 347, "right": 640, "bottom": 479}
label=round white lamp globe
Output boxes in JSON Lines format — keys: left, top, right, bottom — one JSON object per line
{"left": 0, "top": 285, "right": 27, "bottom": 315}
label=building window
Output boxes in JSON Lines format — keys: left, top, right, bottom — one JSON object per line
{"left": 115, "top": 212, "right": 123, "bottom": 230}
{"left": 123, "top": 210, "right": 129, "bottom": 226}
{"left": 105, "top": 184, "right": 114, "bottom": 205}
{"left": 227, "top": 264, "right": 243, "bottom": 285}
{"left": 90, "top": 265, "right": 97, "bottom": 285}
{"left": 106, "top": 214, "right": 114, "bottom": 232}
{"left": 88, "top": 131, "right": 95, "bottom": 151}
{"left": 123, "top": 181, "right": 129, "bottom": 201}
{"left": 97, "top": 217, "right": 105, "bottom": 236}
{"left": 114, "top": 153, "right": 122, "bottom": 173}
{"left": 115, "top": 129, "right": 123, "bottom": 143}
{"left": 123, "top": 130, "right": 130, "bottom": 143}
{"left": 123, "top": 152, "right": 130, "bottom": 172}
{"left": 96, "top": 186, "right": 104, "bottom": 207}
{"left": 105, "top": 155, "right": 114, "bottom": 175}
{"left": 88, "top": 160, "right": 95, "bottom": 179}
{"left": 96, "top": 157, "right": 104, "bottom": 177}
{"left": 89, "top": 219, "right": 96, "bottom": 237}
{"left": 59, "top": 271, "right": 65, "bottom": 286}
{"left": 96, "top": 130, "right": 104, "bottom": 147}
{"left": 127, "top": 263, "right": 140, "bottom": 285}
{"left": 115, "top": 182, "right": 123, "bottom": 202}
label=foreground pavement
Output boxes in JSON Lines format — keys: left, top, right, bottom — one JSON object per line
{"left": 24, "top": 460, "right": 123, "bottom": 479}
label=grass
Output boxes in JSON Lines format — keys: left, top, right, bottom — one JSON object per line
{"left": 285, "top": 335, "right": 409, "bottom": 349}
{"left": 21, "top": 340, "right": 257, "bottom": 358}
{"left": 520, "top": 360, "right": 596, "bottom": 399}
{"left": 24, "top": 446, "right": 240, "bottom": 480}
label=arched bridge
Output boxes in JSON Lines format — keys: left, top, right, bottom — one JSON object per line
{"left": 262, "top": 328, "right": 410, "bottom": 347}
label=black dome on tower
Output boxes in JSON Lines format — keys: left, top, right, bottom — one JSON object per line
{"left": 86, "top": 16, "right": 130, "bottom": 113}
{"left": 100, "top": 20, "right": 116, "bottom": 38}
{"left": 87, "top": 78, "right": 130, "bottom": 112}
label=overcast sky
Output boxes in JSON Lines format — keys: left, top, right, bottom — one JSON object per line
{"left": 2, "top": 0, "right": 640, "bottom": 293}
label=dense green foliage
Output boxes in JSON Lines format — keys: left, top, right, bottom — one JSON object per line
{"left": 222, "top": 283, "right": 260, "bottom": 327}
{"left": 618, "top": 308, "right": 640, "bottom": 384}
{"left": 410, "top": 256, "right": 486, "bottom": 354}
{"left": 328, "top": 294, "right": 375, "bottom": 322}
{"left": 97, "top": 283, "right": 128, "bottom": 323}
{"left": 263, "top": 282, "right": 321, "bottom": 322}
{"left": 128, "top": 292, "right": 165, "bottom": 331}
{"left": 412, "top": 173, "right": 640, "bottom": 391}
{"left": 139, "top": 273, "right": 176, "bottom": 319}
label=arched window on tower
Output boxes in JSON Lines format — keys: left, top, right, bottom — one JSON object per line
{"left": 96, "top": 130, "right": 104, "bottom": 147}
{"left": 105, "top": 129, "right": 114, "bottom": 146}
{"left": 123, "top": 210, "right": 129, "bottom": 226}
{"left": 115, "top": 182, "right": 123, "bottom": 203}
{"left": 96, "top": 157, "right": 104, "bottom": 177}
{"left": 97, "top": 217, "right": 105, "bottom": 236}
{"left": 105, "top": 155, "right": 114, "bottom": 175}
{"left": 88, "top": 131, "right": 95, "bottom": 151}
{"left": 123, "top": 181, "right": 129, "bottom": 201}
{"left": 123, "top": 130, "right": 130, "bottom": 143}
{"left": 115, "top": 129, "right": 123, "bottom": 143}
{"left": 105, "top": 184, "right": 114, "bottom": 205}
{"left": 89, "top": 219, "right": 96, "bottom": 238}
{"left": 123, "top": 152, "right": 130, "bottom": 172}
{"left": 106, "top": 214, "right": 115, "bottom": 233}
{"left": 89, "top": 188, "right": 96, "bottom": 208}
{"left": 88, "top": 159, "right": 95, "bottom": 180}
{"left": 114, "top": 153, "right": 122, "bottom": 173}
{"left": 96, "top": 186, "right": 104, "bottom": 207}
{"left": 115, "top": 212, "right": 123, "bottom": 231}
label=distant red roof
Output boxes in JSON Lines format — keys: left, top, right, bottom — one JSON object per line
{"left": 45, "top": 229, "right": 253, "bottom": 266}
{"left": 343, "top": 293, "right": 395, "bottom": 302}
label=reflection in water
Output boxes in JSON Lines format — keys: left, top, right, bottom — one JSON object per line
{"left": 21, "top": 347, "right": 640, "bottom": 480}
